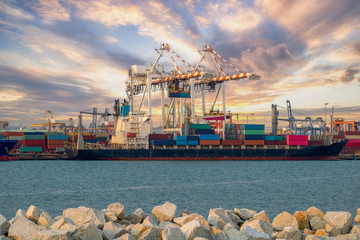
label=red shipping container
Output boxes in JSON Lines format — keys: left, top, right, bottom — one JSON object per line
{"left": 287, "top": 140, "right": 308, "bottom": 146}
{"left": 199, "top": 140, "right": 220, "bottom": 145}
{"left": 333, "top": 135, "right": 345, "bottom": 139}
{"left": 275, "top": 140, "right": 286, "bottom": 145}
{"left": 149, "top": 134, "right": 170, "bottom": 140}
{"left": 345, "top": 139, "right": 360, "bottom": 147}
{"left": 126, "top": 132, "right": 136, "bottom": 138}
{"left": 22, "top": 139, "right": 46, "bottom": 146}
{"left": 287, "top": 135, "right": 308, "bottom": 141}
{"left": 83, "top": 136, "right": 96, "bottom": 140}
{"left": 221, "top": 140, "right": 242, "bottom": 145}
{"left": 265, "top": 140, "right": 275, "bottom": 145}
{"left": 2, "top": 132, "right": 24, "bottom": 137}
{"left": 244, "top": 140, "right": 264, "bottom": 145}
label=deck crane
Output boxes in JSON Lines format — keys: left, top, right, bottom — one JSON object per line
{"left": 127, "top": 43, "right": 260, "bottom": 138}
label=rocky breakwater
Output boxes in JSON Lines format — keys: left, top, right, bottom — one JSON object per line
{"left": 0, "top": 203, "right": 359, "bottom": 240}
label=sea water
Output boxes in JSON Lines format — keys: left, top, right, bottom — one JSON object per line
{"left": 0, "top": 160, "right": 359, "bottom": 220}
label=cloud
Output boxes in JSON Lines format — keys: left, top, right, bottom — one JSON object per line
{"left": 34, "top": 0, "right": 71, "bottom": 22}
{"left": 340, "top": 68, "right": 359, "bottom": 83}
{"left": 0, "top": 1, "right": 35, "bottom": 20}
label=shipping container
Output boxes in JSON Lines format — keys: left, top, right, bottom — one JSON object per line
{"left": 126, "top": 132, "right": 136, "bottom": 138}
{"left": 345, "top": 139, "right": 360, "bottom": 147}
{"left": 286, "top": 135, "right": 308, "bottom": 141}
{"left": 169, "top": 92, "right": 180, "bottom": 98}
{"left": 241, "top": 129, "right": 265, "bottom": 135}
{"left": 179, "top": 92, "right": 191, "bottom": 98}
{"left": 244, "top": 140, "right": 265, "bottom": 145}
{"left": 199, "top": 134, "right": 220, "bottom": 140}
{"left": 265, "top": 135, "right": 284, "bottom": 141}
{"left": 194, "top": 129, "right": 215, "bottom": 135}
{"left": 287, "top": 140, "right": 308, "bottom": 146}
{"left": 23, "top": 135, "right": 45, "bottom": 140}
{"left": 151, "top": 139, "right": 175, "bottom": 146}
{"left": 344, "top": 131, "right": 360, "bottom": 135}
{"left": 24, "top": 132, "right": 45, "bottom": 135}
{"left": 275, "top": 140, "right": 286, "bottom": 145}
{"left": 20, "top": 146, "right": 42, "bottom": 153}
{"left": 244, "top": 135, "right": 265, "bottom": 140}
{"left": 149, "top": 134, "right": 171, "bottom": 140}
{"left": 240, "top": 124, "right": 265, "bottom": 130}
{"left": 264, "top": 140, "right": 275, "bottom": 145}
{"left": 47, "top": 135, "right": 68, "bottom": 140}
{"left": 187, "top": 136, "right": 199, "bottom": 141}
{"left": 2, "top": 132, "right": 24, "bottom": 137}
{"left": 221, "top": 139, "right": 242, "bottom": 145}
{"left": 191, "top": 124, "right": 212, "bottom": 130}
{"left": 22, "top": 139, "right": 46, "bottom": 146}
{"left": 333, "top": 135, "right": 345, "bottom": 140}
{"left": 187, "top": 140, "right": 199, "bottom": 145}
{"left": 308, "top": 141, "right": 324, "bottom": 146}
{"left": 176, "top": 140, "right": 187, "bottom": 146}
{"left": 199, "top": 140, "right": 220, "bottom": 145}
{"left": 175, "top": 135, "right": 187, "bottom": 141}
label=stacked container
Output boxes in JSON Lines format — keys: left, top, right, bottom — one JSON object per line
{"left": 286, "top": 135, "right": 308, "bottom": 146}
{"left": 187, "top": 136, "right": 199, "bottom": 145}
{"left": 240, "top": 124, "right": 265, "bottom": 145}
{"left": 225, "top": 124, "right": 241, "bottom": 140}
{"left": 46, "top": 134, "right": 68, "bottom": 150}
{"left": 175, "top": 135, "right": 187, "bottom": 146}
{"left": 149, "top": 134, "right": 174, "bottom": 146}
{"left": 199, "top": 134, "right": 220, "bottom": 145}
{"left": 265, "top": 135, "right": 284, "bottom": 145}
{"left": 20, "top": 132, "right": 46, "bottom": 152}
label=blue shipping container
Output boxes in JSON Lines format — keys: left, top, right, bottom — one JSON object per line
{"left": 187, "top": 140, "right": 198, "bottom": 145}
{"left": 179, "top": 92, "right": 190, "bottom": 98}
{"left": 175, "top": 135, "right": 187, "bottom": 141}
{"left": 120, "top": 105, "right": 130, "bottom": 117}
{"left": 84, "top": 140, "right": 96, "bottom": 143}
{"left": 244, "top": 135, "right": 265, "bottom": 140}
{"left": 265, "top": 136, "right": 275, "bottom": 141}
{"left": 152, "top": 139, "right": 175, "bottom": 146}
{"left": 48, "top": 135, "right": 68, "bottom": 140}
{"left": 240, "top": 124, "right": 265, "bottom": 130}
{"left": 199, "top": 134, "right": 221, "bottom": 140}
{"left": 24, "top": 132, "right": 45, "bottom": 135}
{"left": 176, "top": 140, "right": 187, "bottom": 145}
{"left": 187, "top": 135, "right": 199, "bottom": 141}
{"left": 194, "top": 129, "right": 215, "bottom": 135}
{"left": 169, "top": 92, "right": 180, "bottom": 98}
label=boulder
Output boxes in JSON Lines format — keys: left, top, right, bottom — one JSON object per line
{"left": 181, "top": 210, "right": 190, "bottom": 217}
{"left": 306, "top": 206, "right": 325, "bottom": 220}
{"left": 304, "top": 236, "right": 318, "bottom": 240}
{"left": 158, "top": 221, "right": 180, "bottom": 229}
{"left": 161, "top": 226, "right": 186, "bottom": 240}
{"left": 38, "top": 212, "right": 53, "bottom": 226}
{"left": 71, "top": 223, "right": 102, "bottom": 240}
{"left": 324, "top": 211, "right": 353, "bottom": 234}
{"left": 325, "top": 223, "right": 341, "bottom": 237}
{"left": 234, "top": 208, "right": 257, "bottom": 221}
{"left": 63, "top": 206, "right": 105, "bottom": 228}
{"left": 223, "top": 223, "right": 247, "bottom": 240}
{"left": 294, "top": 211, "right": 310, "bottom": 230}
{"left": 152, "top": 202, "right": 177, "bottom": 222}
{"left": 350, "top": 224, "right": 360, "bottom": 235}
{"left": 51, "top": 218, "right": 75, "bottom": 230}
{"left": 303, "top": 228, "right": 315, "bottom": 235}
{"left": 60, "top": 223, "right": 77, "bottom": 233}
{"left": 128, "top": 208, "right": 145, "bottom": 224}
{"left": 139, "top": 227, "right": 161, "bottom": 240}
{"left": 174, "top": 213, "right": 210, "bottom": 229}
{"left": 9, "top": 209, "right": 26, "bottom": 225}
{"left": 8, "top": 216, "right": 43, "bottom": 240}
{"left": 103, "top": 211, "right": 118, "bottom": 222}
{"left": 130, "top": 223, "right": 150, "bottom": 239}
{"left": 108, "top": 202, "right": 126, "bottom": 219}
{"left": 241, "top": 226, "right": 271, "bottom": 240}
{"left": 240, "top": 220, "right": 273, "bottom": 236}
{"left": 315, "top": 229, "right": 328, "bottom": 236}
{"left": 116, "top": 233, "right": 135, "bottom": 240}
{"left": 251, "top": 210, "right": 271, "bottom": 223}
{"left": 31, "top": 229, "right": 71, "bottom": 240}
{"left": 0, "top": 214, "right": 10, "bottom": 235}
{"left": 210, "top": 227, "right": 228, "bottom": 240}
{"left": 226, "top": 211, "right": 241, "bottom": 226}
{"left": 180, "top": 220, "right": 213, "bottom": 240}
{"left": 272, "top": 211, "right": 299, "bottom": 230}
{"left": 334, "top": 233, "right": 360, "bottom": 240}
{"left": 271, "top": 226, "right": 301, "bottom": 240}
{"left": 119, "top": 219, "right": 133, "bottom": 227}
{"left": 355, "top": 215, "right": 360, "bottom": 224}
{"left": 103, "top": 221, "right": 128, "bottom": 240}
{"left": 26, "top": 205, "right": 41, "bottom": 223}
{"left": 142, "top": 215, "right": 158, "bottom": 226}
{"left": 208, "top": 208, "right": 236, "bottom": 230}
{"left": 309, "top": 216, "right": 326, "bottom": 231}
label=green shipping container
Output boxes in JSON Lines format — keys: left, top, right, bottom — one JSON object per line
{"left": 274, "top": 136, "right": 284, "bottom": 141}
{"left": 191, "top": 124, "right": 212, "bottom": 130}
{"left": 22, "top": 135, "right": 46, "bottom": 140}
{"left": 241, "top": 129, "right": 265, "bottom": 135}
{"left": 20, "top": 146, "right": 42, "bottom": 153}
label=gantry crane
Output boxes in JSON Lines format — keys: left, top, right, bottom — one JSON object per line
{"left": 126, "top": 43, "right": 261, "bottom": 138}
{"left": 0, "top": 121, "right": 9, "bottom": 130}
{"left": 29, "top": 110, "right": 65, "bottom": 132}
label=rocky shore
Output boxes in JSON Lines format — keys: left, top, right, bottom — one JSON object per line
{"left": 0, "top": 202, "right": 359, "bottom": 240}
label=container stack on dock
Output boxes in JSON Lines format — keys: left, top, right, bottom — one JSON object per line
{"left": 20, "top": 132, "right": 46, "bottom": 153}
{"left": 46, "top": 133, "right": 68, "bottom": 151}
{"left": 149, "top": 134, "right": 174, "bottom": 146}
{"left": 240, "top": 124, "right": 265, "bottom": 145}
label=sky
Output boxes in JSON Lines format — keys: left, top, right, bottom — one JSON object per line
{"left": 0, "top": 0, "right": 359, "bottom": 128}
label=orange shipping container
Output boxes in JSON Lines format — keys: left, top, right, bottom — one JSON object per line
{"left": 47, "top": 140, "right": 67, "bottom": 145}
{"left": 2, "top": 132, "right": 24, "bottom": 137}
{"left": 221, "top": 140, "right": 242, "bottom": 145}
{"left": 244, "top": 140, "right": 265, "bottom": 145}
{"left": 199, "top": 140, "right": 220, "bottom": 145}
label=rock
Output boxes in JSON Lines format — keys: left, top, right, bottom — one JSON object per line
{"left": 38, "top": 212, "right": 53, "bottom": 226}
{"left": 325, "top": 223, "right": 341, "bottom": 237}
{"left": 234, "top": 208, "right": 257, "bottom": 221}
{"left": 174, "top": 213, "right": 210, "bottom": 229}
{"left": 142, "top": 215, "right": 159, "bottom": 226}
{"left": 241, "top": 226, "right": 271, "bottom": 240}
{"left": 0, "top": 236, "right": 11, "bottom": 240}
{"left": 223, "top": 223, "right": 247, "bottom": 240}
{"left": 119, "top": 219, "right": 133, "bottom": 227}
{"left": 139, "top": 227, "right": 161, "bottom": 240}
{"left": 208, "top": 208, "right": 236, "bottom": 230}
{"left": 108, "top": 202, "right": 126, "bottom": 219}
{"left": 9, "top": 209, "right": 26, "bottom": 225}
{"left": 315, "top": 229, "right": 328, "bottom": 236}
{"left": 158, "top": 221, "right": 180, "bottom": 229}
{"left": 226, "top": 211, "right": 241, "bottom": 226}
{"left": 272, "top": 211, "right": 299, "bottom": 230}
{"left": 355, "top": 215, "right": 360, "bottom": 224}
{"left": 210, "top": 227, "right": 228, "bottom": 240}
{"left": 240, "top": 220, "right": 273, "bottom": 236}
{"left": 304, "top": 235, "right": 319, "bottom": 240}
{"left": 350, "top": 224, "right": 360, "bottom": 235}
{"left": 116, "top": 233, "right": 135, "bottom": 240}
{"left": 334, "top": 233, "right": 360, "bottom": 240}
{"left": 31, "top": 229, "right": 71, "bottom": 240}
{"left": 131, "top": 223, "right": 150, "bottom": 239}
{"left": 304, "top": 228, "right": 315, "bottom": 235}
{"left": 161, "top": 226, "right": 186, "bottom": 240}
{"left": 152, "top": 202, "right": 177, "bottom": 222}
{"left": 8, "top": 216, "right": 43, "bottom": 240}
{"left": 0, "top": 214, "right": 10, "bottom": 235}
{"left": 103, "top": 221, "right": 128, "bottom": 240}
{"left": 251, "top": 210, "right": 271, "bottom": 223}
{"left": 128, "top": 208, "right": 145, "bottom": 224}
{"left": 63, "top": 206, "right": 106, "bottom": 228}
{"left": 103, "top": 210, "right": 118, "bottom": 222}
{"left": 26, "top": 205, "right": 41, "bottom": 223}
{"left": 309, "top": 216, "right": 326, "bottom": 231}
{"left": 193, "top": 238, "right": 209, "bottom": 240}
{"left": 51, "top": 217, "right": 75, "bottom": 230}
{"left": 60, "top": 223, "right": 77, "bottom": 233}
{"left": 71, "top": 223, "right": 102, "bottom": 240}
{"left": 180, "top": 220, "right": 213, "bottom": 240}
{"left": 324, "top": 211, "right": 353, "bottom": 234}
{"left": 294, "top": 211, "right": 310, "bottom": 230}
{"left": 181, "top": 210, "right": 190, "bottom": 216}
{"left": 306, "top": 206, "right": 325, "bottom": 220}
{"left": 271, "top": 226, "right": 301, "bottom": 240}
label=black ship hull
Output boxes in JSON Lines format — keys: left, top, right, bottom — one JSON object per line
{"left": 66, "top": 140, "right": 347, "bottom": 161}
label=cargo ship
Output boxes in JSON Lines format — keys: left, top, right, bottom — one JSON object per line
{"left": 0, "top": 140, "right": 18, "bottom": 161}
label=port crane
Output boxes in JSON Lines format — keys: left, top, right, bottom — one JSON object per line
{"left": 29, "top": 110, "right": 65, "bottom": 132}
{"left": 127, "top": 43, "right": 260, "bottom": 138}
{"left": 0, "top": 121, "right": 8, "bottom": 130}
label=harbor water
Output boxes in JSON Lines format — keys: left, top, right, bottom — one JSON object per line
{"left": 0, "top": 160, "right": 359, "bottom": 220}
